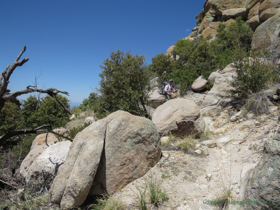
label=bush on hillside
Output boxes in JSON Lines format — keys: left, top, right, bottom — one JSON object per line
{"left": 231, "top": 48, "right": 279, "bottom": 98}
{"left": 216, "top": 17, "right": 253, "bottom": 52}
{"left": 99, "top": 50, "right": 150, "bottom": 116}
{"left": 148, "top": 16, "right": 254, "bottom": 95}
{"left": 149, "top": 53, "right": 173, "bottom": 84}
{"left": 0, "top": 101, "right": 24, "bottom": 136}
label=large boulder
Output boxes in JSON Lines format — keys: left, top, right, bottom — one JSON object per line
{"left": 25, "top": 141, "right": 72, "bottom": 183}
{"left": 50, "top": 110, "right": 161, "bottom": 209}
{"left": 204, "top": 0, "right": 247, "bottom": 16}
{"left": 259, "top": 0, "right": 280, "bottom": 22}
{"left": 152, "top": 98, "right": 203, "bottom": 136}
{"left": 248, "top": 2, "right": 260, "bottom": 20}
{"left": 246, "top": 0, "right": 262, "bottom": 10}
{"left": 222, "top": 8, "right": 247, "bottom": 21}
{"left": 240, "top": 136, "right": 280, "bottom": 209}
{"left": 247, "top": 15, "right": 261, "bottom": 31}
{"left": 20, "top": 133, "right": 59, "bottom": 179}
{"left": 251, "top": 13, "right": 280, "bottom": 54}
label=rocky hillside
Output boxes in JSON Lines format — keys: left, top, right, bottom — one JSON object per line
{"left": 166, "top": 0, "right": 280, "bottom": 59}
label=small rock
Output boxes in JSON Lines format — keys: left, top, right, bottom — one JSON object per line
{"left": 195, "top": 143, "right": 201, "bottom": 149}
{"left": 164, "top": 162, "right": 169, "bottom": 167}
{"left": 161, "top": 136, "right": 170, "bottom": 144}
{"left": 247, "top": 113, "right": 254, "bottom": 120}
{"left": 162, "top": 152, "right": 169, "bottom": 158}
{"left": 206, "top": 173, "right": 212, "bottom": 179}
{"left": 201, "top": 140, "right": 217, "bottom": 148}
{"left": 273, "top": 95, "right": 279, "bottom": 100}
{"left": 230, "top": 110, "right": 243, "bottom": 122}
{"left": 217, "top": 137, "right": 231, "bottom": 146}
{"left": 230, "top": 115, "right": 238, "bottom": 122}
{"left": 69, "top": 114, "right": 76, "bottom": 120}
{"left": 195, "top": 149, "right": 202, "bottom": 155}
{"left": 255, "top": 121, "right": 260, "bottom": 126}
{"left": 202, "top": 148, "right": 209, "bottom": 156}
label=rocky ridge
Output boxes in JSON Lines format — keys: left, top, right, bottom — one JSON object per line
{"left": 166, "top": 0, "right": 280, "bottom": 57}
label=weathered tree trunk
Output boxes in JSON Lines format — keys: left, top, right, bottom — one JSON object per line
{"left": 0, "top": 46, "right": 72, "bottom": 143}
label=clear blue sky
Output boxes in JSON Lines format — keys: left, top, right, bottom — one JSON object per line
{"left": 0, "top": 0, "right": 205, "bottom": 107}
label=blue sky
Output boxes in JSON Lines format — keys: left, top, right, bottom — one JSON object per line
{"left": 0, "top": 0, "right": 205, "bottom": 107}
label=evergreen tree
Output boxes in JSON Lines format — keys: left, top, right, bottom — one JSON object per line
{"left": 99, "top": 50, "right": 149, "bottom": 116}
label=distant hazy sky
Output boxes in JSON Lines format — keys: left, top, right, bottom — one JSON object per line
{"left": 0, "top": 0, "right": 205, "bottom": 106}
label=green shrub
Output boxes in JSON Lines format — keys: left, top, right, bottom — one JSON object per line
{"left": 149, "top": 53, "right": 173, "bottom": 83}
{"left": 0, "top": 101, "right": 24, "bottom": 136}
{"left": 21, "top": 94, "right": 70, "bottom": 129}
{"left": 231, "top": 49, "right": 278, "bottom": 98}
{"left": 99, "top": 50, "right": 150, "bottom": 117}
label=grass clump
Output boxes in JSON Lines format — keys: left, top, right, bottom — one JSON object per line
{"left": 214, "top": 187, "right": 232, "bottom": 209}
{"left": 243, "top": 93, "right": 269, "bottom": 116}
{"left": 177, "top": 135, "right": 195, "bottom": 152}
{"left": 134, "top": 173, "right": 168, "bottom": 209}
{"left": 135, "top": 186, "right": 148, "bottom": 210}
{"left": 0, "top": 186, "right": 53, "bottom": 210}
{"left": 147, "top": 173, "right": 168, "bottom": 206}
{"left": 87, "top": 194, "right": 126, "bottom": 210}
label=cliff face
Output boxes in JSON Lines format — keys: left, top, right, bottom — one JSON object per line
{"left": 166, "top": 0, "right": 280, "bottom": 56}
{"left": 192, "top": 0, "right": 280, "bottom": 38}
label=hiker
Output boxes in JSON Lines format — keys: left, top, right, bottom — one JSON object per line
{"left": 164, "top": 79, "right": 178, "bottom": 100}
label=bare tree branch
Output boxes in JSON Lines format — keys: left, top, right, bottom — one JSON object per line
{"left": 3, "top": 87, "right": 69, "bottom": 99}
{"left": 0, "top": 46, "right": 29, "bottom": 97}
{"left": 0, "top": 179, "right": 18, "bottom": 189}
{"left": 3, "top": 87, "right": 72, "bottom": 115}
{"left": 0, "top": 124, "right": 73, "bottom": 147}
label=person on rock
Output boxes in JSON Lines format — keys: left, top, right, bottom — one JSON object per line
{"left": 164, "top": 79, "right": 178, "bottom": 101}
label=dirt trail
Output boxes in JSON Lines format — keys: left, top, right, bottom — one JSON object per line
{"left": 113, "top": 103, "right": 279, "bottom": 210}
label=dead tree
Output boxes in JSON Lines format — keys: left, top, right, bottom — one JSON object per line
{"left": 0, "top": 46, "right": 72, "bottom": 144}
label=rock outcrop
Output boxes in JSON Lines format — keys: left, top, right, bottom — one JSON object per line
{"left": 240, "top": 135, "right": 280, "bottom": 209}
{"left": 251, "top": 13, "right": 280, "bottom": 56}
{"left": 20, "top": 133, "right": 59, "bottom": 179}
{"left": 202, "top": 63, "right": 236, "bottom": 107}
{"left": 168, "top": 0, "right": 280, "bottom": 55}
{"left": 50, "top": 110, "right": 161, "bottom": 209}
{"left": 26, "top": 141, "right": 71, "bottom": 183}
{"left": 152, "top": 98, "right": 204, "bottom": 136}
